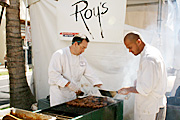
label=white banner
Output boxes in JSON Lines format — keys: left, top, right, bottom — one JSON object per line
{"left": 57, "top": 0, "right": 126, "bottom": 43}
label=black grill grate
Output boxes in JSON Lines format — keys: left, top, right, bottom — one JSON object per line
{"left": 40, "top": 96, "right": 113, "bottom": 117}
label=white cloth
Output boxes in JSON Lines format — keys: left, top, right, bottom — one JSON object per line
{"left": 48, "top": 47, "right": 103, "bottom": 106}
{"left": 170, "top": 70, "right": 180, "bottom": 96}
{"left": 173, "top": 41, "right": 180, "bottom": 70}
{"left": 134, "top": 113, "right": 156, "bottom": 120}
{"left": 134, "top": 44, "right": 167, "bottom": 119}
{"left": 170, "top": 42, "right": 180, "bottom": 96}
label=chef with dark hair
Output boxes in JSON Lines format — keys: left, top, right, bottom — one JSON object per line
{"left": 48, "top": 34, "right": 103, "bottom": 107}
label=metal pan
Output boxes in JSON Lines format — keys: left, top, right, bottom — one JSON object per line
{"left": 99, "top": 89, "right": 131, "bottom": 100}
{"left": 98, "top": 89, "right": 118, "bottom": 97}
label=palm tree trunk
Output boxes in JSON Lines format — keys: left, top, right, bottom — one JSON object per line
{"left": 6, "top": 0, "right": 36, "bottom": 110}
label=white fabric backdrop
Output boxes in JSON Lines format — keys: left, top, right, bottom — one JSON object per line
{"left": 29, "top": 0, "right": 137, "bottom": 119}
{"left": 30, "top": 0, "right": 129, "bottom": 100}
{"left": 29, "top": 0, "right": 178, "bottom": 119}
{"left": 30, "top": 0, "right": 58, "bottom": 100}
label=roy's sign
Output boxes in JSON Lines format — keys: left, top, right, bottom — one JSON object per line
{"left": 57, "top": 0, "right": 126, "bottom": 42}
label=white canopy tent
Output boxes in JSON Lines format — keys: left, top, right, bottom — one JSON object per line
{"left": 28, "top": 0, "right": 180, "bottom": 119}
{"left": 29, "top": 0, "right": 129, "bottom": 99}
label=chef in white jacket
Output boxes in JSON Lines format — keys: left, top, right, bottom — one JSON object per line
{"left": 170, "top": 30, "right": 180, "bottom": 96}
{"left": 118, "top": 31, "right": 167, "bottom": 120}
{"left": 48, "top": 34, "right": 103, "bottom": 107}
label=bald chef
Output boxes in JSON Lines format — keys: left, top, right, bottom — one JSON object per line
{"left": 48, "top": 34, "right": 103, "bottom": 107}
{"left": 118, "top": 31, "right": 167, "bottom": 120}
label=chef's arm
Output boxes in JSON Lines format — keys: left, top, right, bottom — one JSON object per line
{"left": 83, "top": 61, "right": 103, "bottom": 86}
{"left": 65, "top": 82, "right": 70, "bottom": 87}
{"left": 128, "top": 86, "right": 139, "bottom": 94}
{"left": 65, "top": 81, "right": 81, "bottom": 93}
{"left": 118, "top": 86, "right": 139, "bottom": 95}
{"left": 48, "top": 52, "right": 70, "bottom": 87}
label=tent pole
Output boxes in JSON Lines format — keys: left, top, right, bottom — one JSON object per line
{"left": 25, "top": 0, "right": 29, "bottom": 72}
{"left": 157, "top": 0, "right": 163, "bottom": 35}
{"left": 0, "top": 7, "right": 4, "bottom": 25}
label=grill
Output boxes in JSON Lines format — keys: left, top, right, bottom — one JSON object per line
{"left": 38, "top": 96, "right": 123, "bottom": 120}
{"left": 0, "top": 108, "right": 56, "bottom": 120}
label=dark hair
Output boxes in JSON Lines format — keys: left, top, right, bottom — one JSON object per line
{"left": 72, "top": 34, "right": 89, "bottom": 45}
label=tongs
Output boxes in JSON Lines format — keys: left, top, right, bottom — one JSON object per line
{"left": 76, "top": 91, "right": 90, "bottom": 98}
{"left": 99, "top": 89, "right": 131, "bottom": 100}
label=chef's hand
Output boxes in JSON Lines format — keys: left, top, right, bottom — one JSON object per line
{"left": 76, "top": 90, "right": 84, "bottom": 96}
{"left": 118, "top": 87, "right": 138, "bottom": 95}
{"left": 94, "top": 84, "right": 102, "bottom": 88}
{"left": 67, "top": 82, "right": 80, "bottom": 92}
{"left": 118, "top": 88, "right": 130, "bottom": 95}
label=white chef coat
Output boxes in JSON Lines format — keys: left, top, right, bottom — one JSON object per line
{"left": 173, "top": 42, "right": 180, "bottom": 70}
{"left": 48, "top": 47, "right": 103, "bottom": 107}
{"left": 134, "top": 44, "right": 167, "bottom": 120}
{"left": 171, "top": 42, "right": 180, "bottom": 96}
{"left": 170, "top": 70, "right": 180, "bottom": 96}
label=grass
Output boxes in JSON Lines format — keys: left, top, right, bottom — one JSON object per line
{"left": 0, "top": 71, "right": 8, "bottom": 76}
{"left": 0, "top": 106, "right": 10, "bottom": 110}
{"left": 0, "top": 69, "right": 32, "bottom": 76}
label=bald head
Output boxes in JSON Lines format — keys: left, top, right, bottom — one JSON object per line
{"left": 124, "top": 32, "right": 140, "bottom": 43}
{"left": 123, "top": 32, "right": 145, "bottom": 56}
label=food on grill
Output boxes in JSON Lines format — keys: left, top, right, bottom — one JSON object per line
{"left": 2, "top": 114, "right": 22, "bottom": 120}
{"left": 66, "top": 96, "right": 108, "bottom": 108}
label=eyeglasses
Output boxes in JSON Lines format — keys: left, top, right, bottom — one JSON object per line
{"left": 72, "top": 41, "right": 81, "bottom": 44}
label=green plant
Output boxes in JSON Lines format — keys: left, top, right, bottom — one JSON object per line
{"left": 0, "top": 71, "right": 8, "bottom": 76}
{"left": 0, "top": 106, "right": 10, "bottom": 110}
